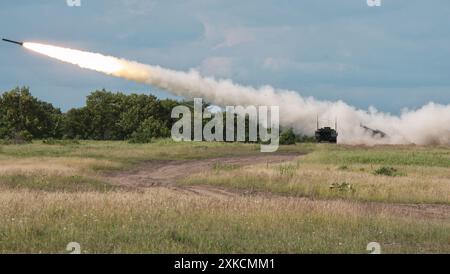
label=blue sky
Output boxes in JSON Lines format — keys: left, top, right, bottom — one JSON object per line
{"left": 1, "top": 0, "right": 449, "bottom": 113}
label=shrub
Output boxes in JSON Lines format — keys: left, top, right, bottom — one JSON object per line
{"left": 373, "top": 166, "right": 401, "bottom": 177}
{"left": 129, "top": 117, "right": 170, "bottom": 143}
{"left": 295, "top": 134, "right": 316, "bottom": 143}
{"left": 279, "top": 128, "right": 296, "bottom": 145}
{"left": 5, "top": 130, "right": 33, "bottom": 144}
{"left": 329, "top": 182, "right": 355, "bottom": 193}
{"left": 0, "top": 87, "right": 63, "bottom": 139}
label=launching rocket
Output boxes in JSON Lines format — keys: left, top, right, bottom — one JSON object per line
{"left": 2, "top": 38, "right": 24, "bottom": 46}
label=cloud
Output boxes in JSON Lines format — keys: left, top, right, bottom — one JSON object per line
{"left": 262, "top": 58, "right": 293, "bottom": 71}
{"left": 198, "top": 57, "right": 233, "bottom": 78}
{"left": 262, "top": 57, "right": 355, "bottom": 74}
{"left": 1, "top": 1, "right": 449, "bottom": 113}
{"left": 120, "top": 0, "right": 156, "bottom": 16}
{"left": 213, "top": 27, "right": 255, "bottom": 49}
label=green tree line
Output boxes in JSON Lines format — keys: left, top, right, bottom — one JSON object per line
{"left": 0, "top": 87, "right": 309, "bottom": 144}
{"left": 0, "top": 87, "right": 176, "bottom": 143}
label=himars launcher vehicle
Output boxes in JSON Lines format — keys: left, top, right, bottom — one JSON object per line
{"left": 315, "top": 116, "right": 338, "bottom": 143}
{"left": 360, "top": 124, "right": 387, "bottom": 138}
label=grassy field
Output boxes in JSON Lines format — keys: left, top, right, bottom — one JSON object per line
{"left": 0, "top": 140, "right": 448, "bottom": 253}
{"left": 183, "top": 144, "right": 450, "bottom": 204}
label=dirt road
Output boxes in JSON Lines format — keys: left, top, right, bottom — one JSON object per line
{"left": 105, "top": 152, "right": 450, "bottom": 221}
{"left": 107, "top": 152, "right": 300, "bottom": 189}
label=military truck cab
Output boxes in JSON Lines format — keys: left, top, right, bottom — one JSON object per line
{"left": 315, "top": 116, "right": 338, "bottom": 143}
{"left": 315, "top": 127, "right": 338, "bottom": 143}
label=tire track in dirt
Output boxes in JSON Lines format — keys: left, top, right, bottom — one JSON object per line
{"left": 105, "top": 152, "right": 301, "bottom": 194}
{"left": 104, "top": 152, "right": 450, "bottom": 221}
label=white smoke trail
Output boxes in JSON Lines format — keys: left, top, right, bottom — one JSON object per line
{"left": 23, "top": 42, "right": 450, "bottom": 145}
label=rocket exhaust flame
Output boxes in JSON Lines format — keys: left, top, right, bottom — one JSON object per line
{"left": 23, "top": 43, "right": 123, "bottom": 74}
{"left": 22, "top": 42, "right": 450, "bottom": 145}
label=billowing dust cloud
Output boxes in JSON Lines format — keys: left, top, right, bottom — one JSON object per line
{"left": 23, "top": 42, "right": 450, "bottom": 145}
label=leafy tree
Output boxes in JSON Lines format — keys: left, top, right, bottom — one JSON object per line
{"left": 85, "top": 90, "right": 127, "bottom": 140}
{"left": 0, "top": 87, "right": 62, "bottom": 139}
{"left": 160, "top": 98, "right": 179, "bottom": 129}
{"left": 61, "top": 91, "right": 173, "bottom": 140}
{"left": 118, "top": 93, "right": 162, "bottom": 139}
{"left": 63, "top": 107, "right": 93, "bottom": 139}
{"left": 129, "top": 117, "right": 170, "bottom": 143}
{"left": 0, "top": 88, "right": 312, "bottom": 144}
{"left": 8, "top": 130, "right": 33, "bottom": 144}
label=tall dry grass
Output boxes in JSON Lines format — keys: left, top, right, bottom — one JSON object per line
{"left": 0, "top": 188, "right": 448, "bottom": 253}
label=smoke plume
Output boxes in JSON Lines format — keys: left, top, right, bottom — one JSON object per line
{"left": 23, "top": 42, "right": 450, "bottom": 145}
